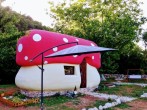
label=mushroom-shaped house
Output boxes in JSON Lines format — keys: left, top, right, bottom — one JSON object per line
{"left": 15, "top": 29, "right": 101, "bottom": 92}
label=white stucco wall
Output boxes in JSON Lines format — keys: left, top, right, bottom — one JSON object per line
{"left": 15, "top": 63, "right": 101, "bottom": 91}
{"left": 15, "top": 63, "right": 81, "bottom": 91}
{"left": 86, "top": 63, "right": 100, "bottom": 88}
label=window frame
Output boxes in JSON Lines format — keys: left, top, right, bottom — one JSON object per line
{"left": 64, "top": 66, "right": 75, "bottom": 75}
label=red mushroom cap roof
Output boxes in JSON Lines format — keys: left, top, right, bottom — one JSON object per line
{"left": 16, "top": 29, "right": 101, "bottom": 68}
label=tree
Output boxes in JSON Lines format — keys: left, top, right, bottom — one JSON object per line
{"left": 0, "top": 6, "right": 50, "bottom": 84}
{"left": 143, "top": 31, "right": 147, "bottom": 50}
{"left": 0, "top": 0, "right": 5, "bottom": 6}
{"left": 49, "top": 0, "right": 144, "bottom": 74}
{"left": 142, "top": 31, "right": 147, "bottom": 73}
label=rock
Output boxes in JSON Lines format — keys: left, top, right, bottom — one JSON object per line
{"left": 65, "top": 91, "right": 75, "bottom": 98}
{"left": 93, "top": 107, "right": 98, "bottom": 110}
{"left": 3, "top": 97, "right": 6, "bottom": 99}
{"left": 81, "top": 108, "right": 86, "bottom": 110}
{"left": 112, "top": 101, "right": 118, "bottom": 106}
{"left": 111, "top": 102, "right": 116, "bottom": 106}
{"left": 141, "top": 84, "right": 146, "bottom": 87}
{"left": 88, "top": 108, "right": 94, "bottom": 110}
{"left": 103, "top": 105, "right": 108, "bottom": 109}
{"left": 74, "top": 91, "right": 78, "bottom": 95}
{"left": 108, "top": 85, "right": 116, "bottom": 88}
{"left": 99, "top": 105, "right": 103, "bottom": 110}
{"left": 110, "top": 95, "right": 118, "bottom": 99}
{"left": 116, "top": 98, "right": 121, "bottom": 104}
{"left": 120, "top": 97, "right": 127, "bottom": 102}
{"left": 120, "top": 97, "right": 136, "bottom": 102}
{"left": 140, "top": 93, "right": 147, "bottom": 98}
{"left": 105, "top": 102, "right": 112, "bottom": 108}
{"left": 8, "top": 96, "right": 13, "bottom": 99}
{"left": 60, "top": 91, "right": 66, "bottom": 95}
{"left": 143, "top": 93, "right": 147, "bottom": 97}
{"left": 141, "top": 95, "right": 145, "bottom": 97}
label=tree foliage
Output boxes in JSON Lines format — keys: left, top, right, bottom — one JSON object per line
{"left": 142, "top": 31, "right": 147, "bottom": 73}
{"left": 49, "top": 0, "right": 145, "bottom": 74}
{"left": 143, "top": 31, "right": 147, "bottom": 50}
{"left": 0, "top": 6, "right": 50, "bottom": 84}
{"left": 119, "top": 44, "right": 147, "bottom": 74}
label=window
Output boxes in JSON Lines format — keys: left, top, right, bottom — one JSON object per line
{"left": 64, "top": 66, "right": 75, "bottom": 75}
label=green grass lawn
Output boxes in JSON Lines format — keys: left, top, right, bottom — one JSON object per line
{"left": 0, "top": 84, "right": 16, "bottom": 88}
{"left": 0, "top": 85, "right": 85, "bottom": 110}
{"left": 27, "top": 95, "right": 76, "bottom": 110}
{"left": 98, "top": 84, "right": 147, "bottom": 98}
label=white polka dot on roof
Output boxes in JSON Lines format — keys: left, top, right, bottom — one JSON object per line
{"left": 24, "top": 56, "right": 28, "bottom": 60}
{"left": 53, "top": 47, "right": 58, "bottom": 52}
{"left": 33, "top": 34, "right": 42, "bottom": 42}
{"left": 44, "top": 61, "right": 48, "bottom": 64}
{"left": 76, "top": 39, "right": 79, "bottom": 42}
{"left": 18, "top": 44, "right": 23, "bottom": 52}
{"left": 63, "top": 38, "right": 68, "bottom": 43}
{"left": 91, "top": 43, "right": 95, "bottom": 46}
{"left": 92, "top": 56, "right": 95, "bottom": 60}
{"left": 73, "top": 55, "right": 78, "bottom": 57}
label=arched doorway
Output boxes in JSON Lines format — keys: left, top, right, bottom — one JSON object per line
{"left": 80, "top": 59, "right": 87, "bottom": 88}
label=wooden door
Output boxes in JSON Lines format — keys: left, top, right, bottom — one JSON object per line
{"left": 80, "top": 59, "right": 87, "bottom": 88}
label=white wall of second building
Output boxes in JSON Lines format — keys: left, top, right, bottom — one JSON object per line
{"left": 86, "top": 63, "right": 100, "bottom": 88}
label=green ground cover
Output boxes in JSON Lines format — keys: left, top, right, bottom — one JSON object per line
{"left": 98, "top": 83, "right": 147, "bottom": 98}
{"left": 1, "top": 83, "right": 147, "bottom": 110}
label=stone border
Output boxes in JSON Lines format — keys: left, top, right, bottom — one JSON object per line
{"left": 79, "top": 88, "right": 136, "bottom": 110}
{"left": 20, "top": 89, "right": 73, "bottom": 97}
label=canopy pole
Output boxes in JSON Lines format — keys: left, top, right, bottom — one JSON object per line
{"left": 41, "top": 53, "right": 44, "bottom": 110}
{"left": 30, "top": 42, "right": 78, "bottom": 110}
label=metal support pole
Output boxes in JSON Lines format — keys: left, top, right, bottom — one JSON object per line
{"left": 41, "top": 53, "right": 44, "bottom": 110}
{"left": 29, "top": 42, "right": 78, "bottom": 110}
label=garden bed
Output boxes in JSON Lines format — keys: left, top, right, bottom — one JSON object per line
{"left": 0, "top": 91, "right": 39, "bottom": 107}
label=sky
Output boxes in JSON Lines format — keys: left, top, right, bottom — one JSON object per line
{"left": 139, "top": 0, "right": 147, "bottom": 30}
{"left": 1, "top": 0, "right": 147, "bottom": 49}
{"left": 2, "top": 0, "right": 53, "bottom": 26}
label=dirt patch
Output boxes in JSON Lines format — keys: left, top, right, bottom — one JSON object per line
{"left": 63, "top": 95, "right": 103, "bottom": 110}
{"left": 126, "top": 99, "right": 147, "bottom": 110}
{"left": 0, "top": 87, "right": 19, "bottom": 93}
{"left": 0, "top": 103, "right": 40, "bottom": 110}
{"left": 114, "top": 99, "right": 147, "bottom": 110}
